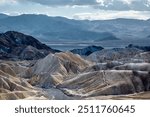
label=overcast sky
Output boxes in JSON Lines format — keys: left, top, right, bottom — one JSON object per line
{"left": 0, "top": 0, "right": 150, "bottom": 20}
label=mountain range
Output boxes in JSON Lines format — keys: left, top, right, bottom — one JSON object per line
{"left": 0, "top": 14, "right": 150, "bottom": 43}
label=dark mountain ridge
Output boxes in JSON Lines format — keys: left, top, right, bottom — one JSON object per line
{"left": 127, "top": 44, "right": 150, "bottom": 51}
{"left": 0, "top": 31, "right": 59, "bottom": 60}
{"left": 70, "top": 45, "right": 104, "bottom": 56}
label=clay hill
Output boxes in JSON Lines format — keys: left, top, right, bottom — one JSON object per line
{"left": 0, "top": 31, "right": 150, "bottom": 100}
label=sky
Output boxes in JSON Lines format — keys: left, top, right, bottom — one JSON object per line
{"left": 0, "top": 0, "right": 150, "bottom": 20}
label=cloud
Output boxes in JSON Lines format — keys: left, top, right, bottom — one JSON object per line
{"left": 18, "top": 0, "right": 97, "bottom": 6}
{"left": 0, "top": 0, "right": 18, "bottom": 5}
{"left": 33, "top": 0, "right": 150, "bottom": 11}
{"left": 73, "top": 10, "right": 150, "bottom": 20}
{"left": 94, "top": 0, "right": 150, "bottom": 11}
{"left": 1, "top": 0, "right": 150, "bottom": 11}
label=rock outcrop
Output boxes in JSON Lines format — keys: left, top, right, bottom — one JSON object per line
{"left": 127, "top": 44, "right": 150, "bottom": 51}
{"left": 28, "top": 52, "right": 91, "bottom": 88}
{"left": 0, "top": 31, "right": 59, "bottom": 60}
{"left": 70, "top": 45, "right": 103, "bottom": 56}
{"left": 134, "top": 52, "right": 150, "bottom": 62}
{"left": 87, "top": 48, "right": 142, "bottom": 63}
{"left": 58, "top": 70, "right": 150, "bottom": 97}
{"left": 114, "top": 63, "right": 150, "bottom": 71}
{"left": 0, "top": 69, "right": 46, "bottom": 100}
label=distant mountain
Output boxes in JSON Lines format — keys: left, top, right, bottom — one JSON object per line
{"left": 127, "top": 44, "right": 150, "bottom": 51}
{"left": 0, "top": 14, "right": 150, "bottom": 42}
{"left": 0, "top": 31, "right": 59, "bottom": 60}
{"left": 89, "top": 18, "right": 150, "bottom": 39}
{"left": 70, "top": 45, "right": 104, "bottom": 56}
{"left": 0, "top": 14, "right": 123, "bottom": 41}
{"left": 0, "top": 14, "right": 109, "bottom": 41}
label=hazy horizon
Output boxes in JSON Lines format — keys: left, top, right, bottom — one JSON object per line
{"left": 0, "top": 0, "right": 150, "bottom": 20}
{"left": 1, "top": 12, "right": 150, "bottom": 21}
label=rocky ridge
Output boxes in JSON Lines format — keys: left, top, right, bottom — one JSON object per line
{"left": 70, "top": 45, "right": 103, "bottom": 56}
{"left": 0, "top": 31, "right": 59, "bottom": 60}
